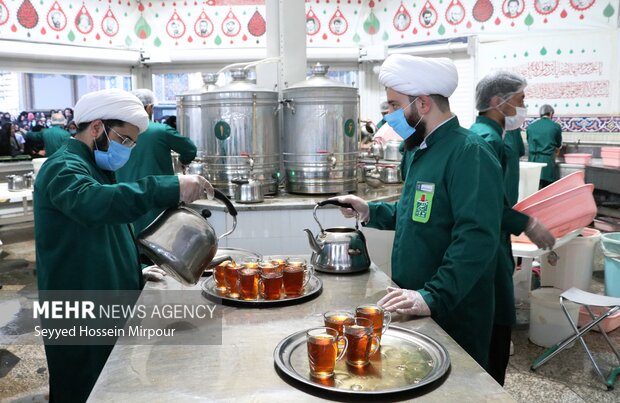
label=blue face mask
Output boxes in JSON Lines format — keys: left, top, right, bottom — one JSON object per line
{"left": 69, "top": 129, "right": 77, "bottom": 135}
{"left": 382, "top": 98, "right": 423, "bottom": 140}
{"left": 94, "top": 127, "right": 133, "bottom": 171}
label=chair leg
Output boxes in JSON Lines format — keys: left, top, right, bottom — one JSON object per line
{"left": 585, "top": 305, "right": 620, "bottom": 364}
{"left": 607, "top": 366, "right": 620, "bottom": 390}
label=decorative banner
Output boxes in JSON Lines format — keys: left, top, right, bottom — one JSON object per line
{"left": 221, "top": 9, "right": 241, "bottom": 37}
{"left": 446, "top": 0, "right": 466, "bottom": 25}
{"left": 534, "top": 0, "right": 559, "bottom": 15}
{"left": 0, "top": 0, "right": 9, "bottom": 26}
{"left": 478, "top": 31, "right": 616, "bottom": 116}
{"left": 75, "top": 4, "right": 93, "bottom": 35}
{"left": 46, "top": 1, "right": 66, "bottom": 32}
{"left": 194, "top": 10, "right": 214, "bottom": 38}
{"left": 472, "top": 0, "right": 494, "bottom": 23}
{"left": 393, "top": 3, "right": 411, "bottom": 32}
{"left": 328, "top": 7, "right": 348, "bottom": 36}
{"left": 247, "top": 8, "right": 266, "bottom": 37}
{"left": 502, "top": 0, "right": 525, "bottom": 20}
{"left": 419, "top": 1, "right": 439, "bottom": 29}
{"left": 305, "top": 7, "right": 320, "bottom": 36}
{"left": 101, "top": 8, "right": 119, "bottom": 38}
{"left": 166, "top": 10, "right": 186, "bottom": 40}
{"left": 17, "top": 0, "right": 38, "bottom": 29}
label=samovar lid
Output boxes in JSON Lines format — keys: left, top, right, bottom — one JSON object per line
{"left": 286, "top": 63, "right": 353, "bottom": 90}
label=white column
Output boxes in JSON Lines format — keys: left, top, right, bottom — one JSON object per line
{"left": 131, "top": 64, "right": 152, "bottom": 90}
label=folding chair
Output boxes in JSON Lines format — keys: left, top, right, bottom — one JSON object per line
{"left": 530, "top": 287, "right": 620, "bottom": 389}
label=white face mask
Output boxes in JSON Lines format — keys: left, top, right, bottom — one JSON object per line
{"left": 504, "top": 106, "right": 527, "bottom": 130}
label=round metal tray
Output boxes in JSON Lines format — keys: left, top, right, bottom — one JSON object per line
{"left": 201, "top": 275, "right": 322, "bottom": 308}
{"left": 273, "top": 326, "right": 450, "bottom": 395}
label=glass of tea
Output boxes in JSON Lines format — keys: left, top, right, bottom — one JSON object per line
{"left": 237, "top": 268, "right": 259, "bottom": 300}
{"left": 224, "top": 261, "right": 241, "bottom": 298}
{"left": 343, "top": 317, "right": 380, "bottom": 367}
{"left": 267, "top": 255, "right": 288, "bottom": 272}
{"left": 258, "top": 261, "right": 279, "bottom": 276}
{"left": 355, "top": 304, "right": 391, "bottom": 345}
{"left": 259, "top": 271, "right": 283, "bottom": 300}
{"left": 239, "top": 258, "right": 260, "bottom": 271}
{"left": 323, "top": 310, "right": 355, "bottom": 338}
{"left": 282, "top": 260, "right": 314, "bottom": 298}
{"left": 213, "top": 260, "right": 230, "bottom": 292}
{"left": 306, "top": 327, "right": 347, "bottom": 379}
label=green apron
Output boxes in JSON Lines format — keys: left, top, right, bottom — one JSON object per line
{"left": 470, "top": 117, "right": 530, "bottom": 327}
{"left": 526, "top": 117, "right": 562, "bottom": 183}
{"left": 116, "top": 121, "right": 197, "bottom": 234}
{"left": 366, "top": 117, "right": 503, "bottom": 368}
{"left": 503, "top": 129, "right": 525, "bottom": 206}
{"left": 34, "top": 139, "right": 180, "bottom": 402}
{"left": 26, "top": 125, "right": 71, "bottom": 157}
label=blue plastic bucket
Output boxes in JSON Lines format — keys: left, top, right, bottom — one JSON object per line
{"left": 601, "top": 232, "right": 620, "bottom": 297}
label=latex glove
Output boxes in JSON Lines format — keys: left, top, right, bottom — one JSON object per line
{"left": 142, "top": 265, "right": 167, "bottom": 282}
{"left": 524, "top": 217, "right": 555, "bottom": 250}
{"left": 329, "top": 195, "right": 370, "bottom": 223}
{"left": 377, "top": 287, "right": 431, "bottom": 316}
{"left": 178, "top": 175, "right": 215, "bottom": 203}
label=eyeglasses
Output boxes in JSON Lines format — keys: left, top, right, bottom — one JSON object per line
{"left": 108, "top": 127, "right": 137, "bottom": 149}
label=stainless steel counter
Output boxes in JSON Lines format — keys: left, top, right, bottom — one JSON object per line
{"left": 88, "top": 265, "right": 514, "bottom": 402}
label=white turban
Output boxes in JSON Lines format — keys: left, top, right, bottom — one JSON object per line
{"left": 73, "top": 89, "right": 149, "bottom": 134}
{"left": 378, "top": 54, "right": 458, "bottom": 98}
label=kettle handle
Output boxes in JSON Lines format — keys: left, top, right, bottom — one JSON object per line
{"left": 213, "top": 189, "right": 237, "bottom": 217}
{"left": 317, "top": 199, "right": 354, "bottom": 210}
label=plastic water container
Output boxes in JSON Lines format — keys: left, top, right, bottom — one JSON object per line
{"left": 518, "top": 161, "right": 546, "bottom": 202}
{"left": 540, "top": 228, "right": 601, "bottom": 291}
{"left": 529, "top": 287, "right": 580, "bottom": 348}
{"left": 601, "top": 232, "right": 620, "bottom": 297}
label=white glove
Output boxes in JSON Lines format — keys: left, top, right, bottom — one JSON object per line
{"left": 524, "top": 217, "right": 555, "bottom": 250}
{"left": 377, "top": 286, "right": 431, "bottom": 316}
{"left": 178, "top": 175, "right": 214, "bottom": 203}
{"left": 142, "top": 265, "right": 167, "bottom": 282}
{"left": 329, "top": 195, "right": 370, "bottom": 223}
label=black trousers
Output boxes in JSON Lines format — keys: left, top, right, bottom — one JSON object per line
{"left": 488, "top": 324, "right": 512, "bottom": 386}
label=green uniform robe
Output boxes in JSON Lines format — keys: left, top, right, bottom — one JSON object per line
{"left": 116, "top": 121, "right": 196, "bottom": 234}
{"left": 26, "top": 125, "right": 72, "bottom": 157}
{"left": 503, "top": 129, "right": 525, "bottom": 206}
{"left": 470, "top": 116, "right": 530, "bottom": 327}
{"left": 366, "top": 117, "right": 503, "bottom": 368}
{"left": 34, "top": 139, "right": 180, "bottom": 402}
{"left": 526, "top": 117, "right": 562, "bottom": 183}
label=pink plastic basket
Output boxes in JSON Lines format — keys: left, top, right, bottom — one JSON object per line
{"left": 578, "top": 306, "right": 620, "bottom": 333}
{"left": 513, "top": 171, "right": 585, "bottom": 210}
{"left": 564, "top": 153, "right": 592, "bottom": 165}
{"left": 601, "top": 148, "right": 620, "bottom": 168}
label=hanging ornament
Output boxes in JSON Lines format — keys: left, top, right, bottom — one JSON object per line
{"left": 329, "top": 7, "right": 348, "bottom": 36}
{"left": 445, "top": 0, "right": 466, "bottom": 25}
{"left": 75, "top": 4, "right": 93, "bottom": 35}
{"left": 166, "top": 10, "right": 186, "bottom": 39}
{"left": 46, "top": 1, "right": 66, "bottom": 31}
{"left": 472, "top": 0, "right": 493, "bottom": 23}
{"left": 306, "top": 7, "right": 320, "bottom": 36}
{"left": 419, "top": 1, "right": 438, "bottom": 29}
{"left": 101, "top": 7, "right": 119, "bottom": 37}
{"left": 222, "top": 8, "right": 241, "bottom": 37}
{"left": 247, "top": 8, "right": 266, "bottom": 37}
{"left": 603, "top": 3, "right": 615, "bottom": 21}
{"left": 363, "top": 10, "right": 380, "bottom": 34}
{"left": 0, "top": 0, "right": 10, "bottom": 26}
{"left": 393, "top": 3, "right": 411, "bottom": 32}
{"left": 17, "top": 0, "right": 38, "bottom": 29}
{"left": 134, "top": 15, "right": 151, "bottom": 39}
{"left": 501, "top": 0, "right": 524, "bottom": 19}
{"left": 569, "top": 0, "right": 595, "bottom": 20}
{"left": 534, "top": 0, "right": 558, "bottom": 15}
{"left": 194, "top": 10, "right": 214, "bottom": 38}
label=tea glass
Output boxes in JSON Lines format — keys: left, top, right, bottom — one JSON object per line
{"left": 224, "top": 261, "right": 241, "bottom": 298}
{"left": 282, "top": 260, "right": 314, "bottom": 298}
{"left": 237, "top": 268, "right": 259, "bottom": 300}
{"left": 355, "top": 304, "right": 391, "bottom": 345}
{"left": 259, "top": 271, "right": 283, "bottom": 300}
{"left": 343, "top": 317, "right": 380, "bottom": 367}
{"left": 213, "top": 260, "right": 230, "bottom": 292}
{"left": 306, "top": 327, "right": 347, "bottom": 378}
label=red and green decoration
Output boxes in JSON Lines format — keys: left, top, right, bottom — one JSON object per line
{"left": 247, "top": 8, "right": 266, "bottom": 37}
{"left": 166, "top": 10, "right": 186, "bottom": 40}
{"left": 328, "top": 6, "right": 348, "bottom": 41}
{"left": 46, "top": 1, "right": 66, "bottom": 32}
{"left": 222, "top": 9, "right": 241, "bottom": 38}
{"left": 102, "top": 7, "right": 119, "bottom": 39}
{"left": 17, "top": 0, "right": 38, "bottom": 29}
{"left": 194, "top": 9, "right": 214, "bottom": 39}
{"left": 362, "top": 0, "right": 379, "bottom": 35}
{"left": 445, "top": 0, "right": 466, "bottom": 27}
{"left": 306, "top": 7, "right": 320, "bottom": 42}
{"left": 419, "top": 0, "right": 438, "bottom": 31}
{"left": 74, "top": 4, "right": 93, "bottom": 35}
{"left": 0, "top": 0, "right": 9, "bottom": 26}
{"left": 472, "top": 0, "right": 494, "bottom": 23}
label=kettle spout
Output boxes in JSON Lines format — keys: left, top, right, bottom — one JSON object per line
{"left": 303, "top": 228, "right": 322, "bottom": 254}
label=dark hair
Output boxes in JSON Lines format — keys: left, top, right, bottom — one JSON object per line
{"left": 408, "top": 95, "right": 450, "bottom": 113}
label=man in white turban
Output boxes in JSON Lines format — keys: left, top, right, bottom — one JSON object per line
{"left": 34, "top": 88, "right": 214, "bottom": 403}
{"left": 332, "top": 54, "right": 505, "bottom": 369}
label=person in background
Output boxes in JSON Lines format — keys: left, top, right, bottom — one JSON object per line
{"left": 527, "top": 104, "right": 562, "bottom": 189}
{"left": 0, "top": 122, "right": 22, "bottom": 157}
{"left": 13, "top": 123, "right": 25, "bottom": 153}
{"left": 471, "top": 71, "right": 555, "bottom": 385}
{"left": 376, "top": 101, "right": 390, "bottom": 129}
{"left": 66, "top": 120, "right": 78, "bottom": 136}
{"left": 35, "top": 89, "right": 213, "bottom": 403}
{"left": 63, "top": 107, "right": 74, "bottom": 122}
{"left": 504, "top": 128, "right": 525, "bottom": 206}
{"left": 24, "top": 112, "right": 71, "bottom": 157}
{"left": 116, "top": 89, "right": 197, "bottom": 235}
{"left": 333, "top": 54, "right": 504, "bottom": 368}
{"left": 164, "top": 115, "right": 177, "bottom": 130}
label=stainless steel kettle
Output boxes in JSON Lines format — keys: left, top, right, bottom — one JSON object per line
{"left": 137, "top": 189, "right": 238, "bottom": 285}
{"left": 303, "top": 200, "right": 371, "bottom": 274}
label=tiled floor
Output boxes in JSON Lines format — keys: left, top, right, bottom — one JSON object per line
{"left": 0, "top": 224, "right": 619, "bottom": 402}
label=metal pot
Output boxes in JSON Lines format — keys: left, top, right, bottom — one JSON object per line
{"left": 7, "top": 175, "right": 25, "bottom": 192}
{"left": 369, "top": 141, "right": 384, "bottom": 161}
{"left": 23, "top": 172, "right": 34, "bottom": 189}
{"left": 380, "top": 165, "right": 402, "bottom": 184}
{"left": 384, "top": 140, "right": 403, "bottom": 162}
{"left": 232, "top": 178, "right": 264, "bottom": 204}
{"left": 303, "top": 200, "right": 371, "bottom": 274}
{"left": 187, "top": 161, "right": 206, "bottom": 176}
{"left": 137, "top": 189, "right": 238, "bottom": 285}
{"left": 365, "top": 168, "right": 382, "bottom": 188}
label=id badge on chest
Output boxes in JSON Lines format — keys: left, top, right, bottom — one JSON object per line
{"left": 412, "top": 182, "right": 435, "bottom": 223}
